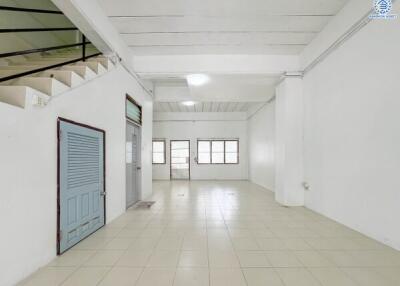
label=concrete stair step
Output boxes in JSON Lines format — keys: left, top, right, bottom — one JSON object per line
{"left": 6, "top": 55, "right": 28, "bottom": 64}
{"left": 0, "top": 59, "right": 9, "bottom": 66}
{"left": 0, "top": 65, "right": 46, "bottom": 71}
{"left": 12, "top": 59, "right": 66, "bottom": 66}
{"left": 38, "top": 70, "right": 85, "bottom": 88}
{"left": 0, "top": 70, "right": 27, "bottom": 78}
{"left": 3, "top": 56, "right": 111, "bottom": 73}
{"left": 24, "top": 53, "right": 51, "bottom": 60}
{"left": 73, "top": 61, "right": 106, "bottom": 75}
{"left": 35, "top": 55, "right": 112, "bottom": 70}
{"left": 0, "top": 52, "right": 111, "bottom": 109}
{"left": 0, "top": 66, "right": 49, "bottom": 83}
{"left": 0, "top": 86, "right": 49, "bottom": 108}
{"left": 59, "top": 65, "right": 97, "bottom": 80}
{"left": 13, "top": 77, "right": 69, "bottom": 96}
{"left": 39, "top": 53, "right": 83, "bottom": 59}
{"left": 87, "top": 57, "right": 114, "bottom": 70}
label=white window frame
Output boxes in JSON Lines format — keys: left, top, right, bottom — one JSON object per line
{"left": 197, "top": 139, "right": 239, "bottom": 165}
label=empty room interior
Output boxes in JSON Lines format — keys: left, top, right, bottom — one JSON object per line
{"left": 1, "top": 0, "right": 400, "bottom": 285}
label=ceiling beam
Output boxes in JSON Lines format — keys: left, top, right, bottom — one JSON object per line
{"left": 133, "top": 54, "right": 300, "bottom": 75}
{"left": 154, "top": 85, "right": 276, "bottom": 103}
{"left": 154, "top": 112, "right": 248, "bottom": 121}
{"left": 97, "top": 0, "right": 348, "bottom": 17}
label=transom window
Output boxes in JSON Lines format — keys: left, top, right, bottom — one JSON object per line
{"left": 152, "top": 140, "right": 166, "bottom": 164}
{"left": 197, "top": 140, "right": 239, "bottom": 164}
{"left": 126, "top": 95, "right": 142, "bottom": 125}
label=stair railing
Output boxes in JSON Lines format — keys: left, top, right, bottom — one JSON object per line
{"left": 0, "top": 5, "right": 101, "bottom": 83}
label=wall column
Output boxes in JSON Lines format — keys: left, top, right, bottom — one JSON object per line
{"left": 275, "top": 76, "right": 304, "bottom": 206}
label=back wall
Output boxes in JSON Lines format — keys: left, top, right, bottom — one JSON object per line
{"left": 152, "top": 112, "right": 248, "bottom": 180}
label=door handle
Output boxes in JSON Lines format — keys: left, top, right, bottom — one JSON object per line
{"left": 100, "top": 191, "right": 107, "bottom": 196}
{"left": 137, "top": 166, "right": 142, "bottom": 170}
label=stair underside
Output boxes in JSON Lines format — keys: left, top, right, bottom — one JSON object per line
{"left": 0, "top": 86, "right": 49, "bottom": 108}
{"left": 0, "top": 51, "right": 114, "bottom": 109}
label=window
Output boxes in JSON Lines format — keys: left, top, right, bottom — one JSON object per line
{"left": 152, "top": 140, "right": 166, "bottom": 164}
{"left": 212, "top": 141, "right": 225, "bottom": 163}
{"left": 197, "top": 140, "right": 239, "bottom": 164}
{"left": 126, "top": 95, "right": 142, "bottom": 125}
{"left": 225, "top": 140, "right": 239, "bottom": 163}
{"left": 198, "top": 141, "right": 211, "bottom": 164}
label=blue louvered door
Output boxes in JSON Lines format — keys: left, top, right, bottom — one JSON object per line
{"left": 58, "top": 119, "right": 105, "bottom": 254}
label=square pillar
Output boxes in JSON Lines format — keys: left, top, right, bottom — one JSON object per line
{"left": 275, "top": 77, "right": 304, "bottom": 206}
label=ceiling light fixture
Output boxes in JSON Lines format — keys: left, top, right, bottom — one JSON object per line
{"left": 186, "top": 74, "right": 209, "bottom": 86}
{"left": 182, "top": 101, "right": 196, "bottom": 106}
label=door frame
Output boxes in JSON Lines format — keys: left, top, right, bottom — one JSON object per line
{"left": 57, "top": 117, "right": 106, "bottom": 255}
{"left": 125, "top": 120, "right": 142, "bottom": 208}
{"left": 170, "top": 140, "right": 191, "bottom": 180}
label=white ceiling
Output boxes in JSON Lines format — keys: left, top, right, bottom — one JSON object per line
{"left": 188, "top": 74, "right": 278, "bottom": 102}
{"left": 152, "top": 74, "right": 279, "bottom": 101}
{"left": 98, "top": 0, "right": 349, "bottom": 112}
{"left": 150, "top": 74, "right": 278, "bottom": 113}
{"left": 98, "top": 0, "right": 349, "bottom": 55}
{"left": 154, "top": 101, "right": 263, "bottom": 113}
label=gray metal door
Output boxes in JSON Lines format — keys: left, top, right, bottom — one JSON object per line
{"left": 58, "top": 119, "right": 105, "bottom": 254}
{"left": 126, "top": 122, "right": 141, "bottom": 208}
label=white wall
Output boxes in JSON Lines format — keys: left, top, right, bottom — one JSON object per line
{"left": 300, "top": 0, "right": 374, "bottom": 69}
{"left": 153, "top": 113, "right": 248, "bottom": 180}
{"left": 302, "top": 13, "right": 400, "bottom": 250}
{"left": 0, "top": 65, "right": 153, "bottom": 286}
{"left": 275, "top": 78, "right": 305, "bottom": 206}
{"left": 247, "top": 101, "right": 275, "bottom": 191}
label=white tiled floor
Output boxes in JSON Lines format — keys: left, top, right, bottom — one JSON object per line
{"left": 19, "top": 181, "right": 400, "bottom": 286}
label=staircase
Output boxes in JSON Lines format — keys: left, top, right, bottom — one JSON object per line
{"left": 0, "top": 49, "right": 114, "bottom": 109}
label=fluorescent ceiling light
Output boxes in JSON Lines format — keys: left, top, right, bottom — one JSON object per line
{"left": 182, "top": 101, "right": 196, "bottom": 106}
{"left": 186, "top": 74, "right": 209, "bottom": 86}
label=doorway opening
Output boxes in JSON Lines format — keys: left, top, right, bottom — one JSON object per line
{"left": 125, "top": 95, "right": 142, "bottom": 209}
{"left": 126, "top": 121, "right": 141, "bottom": 208}
{"left": 170, "top": 140, "right": 191, "bottom": 180}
